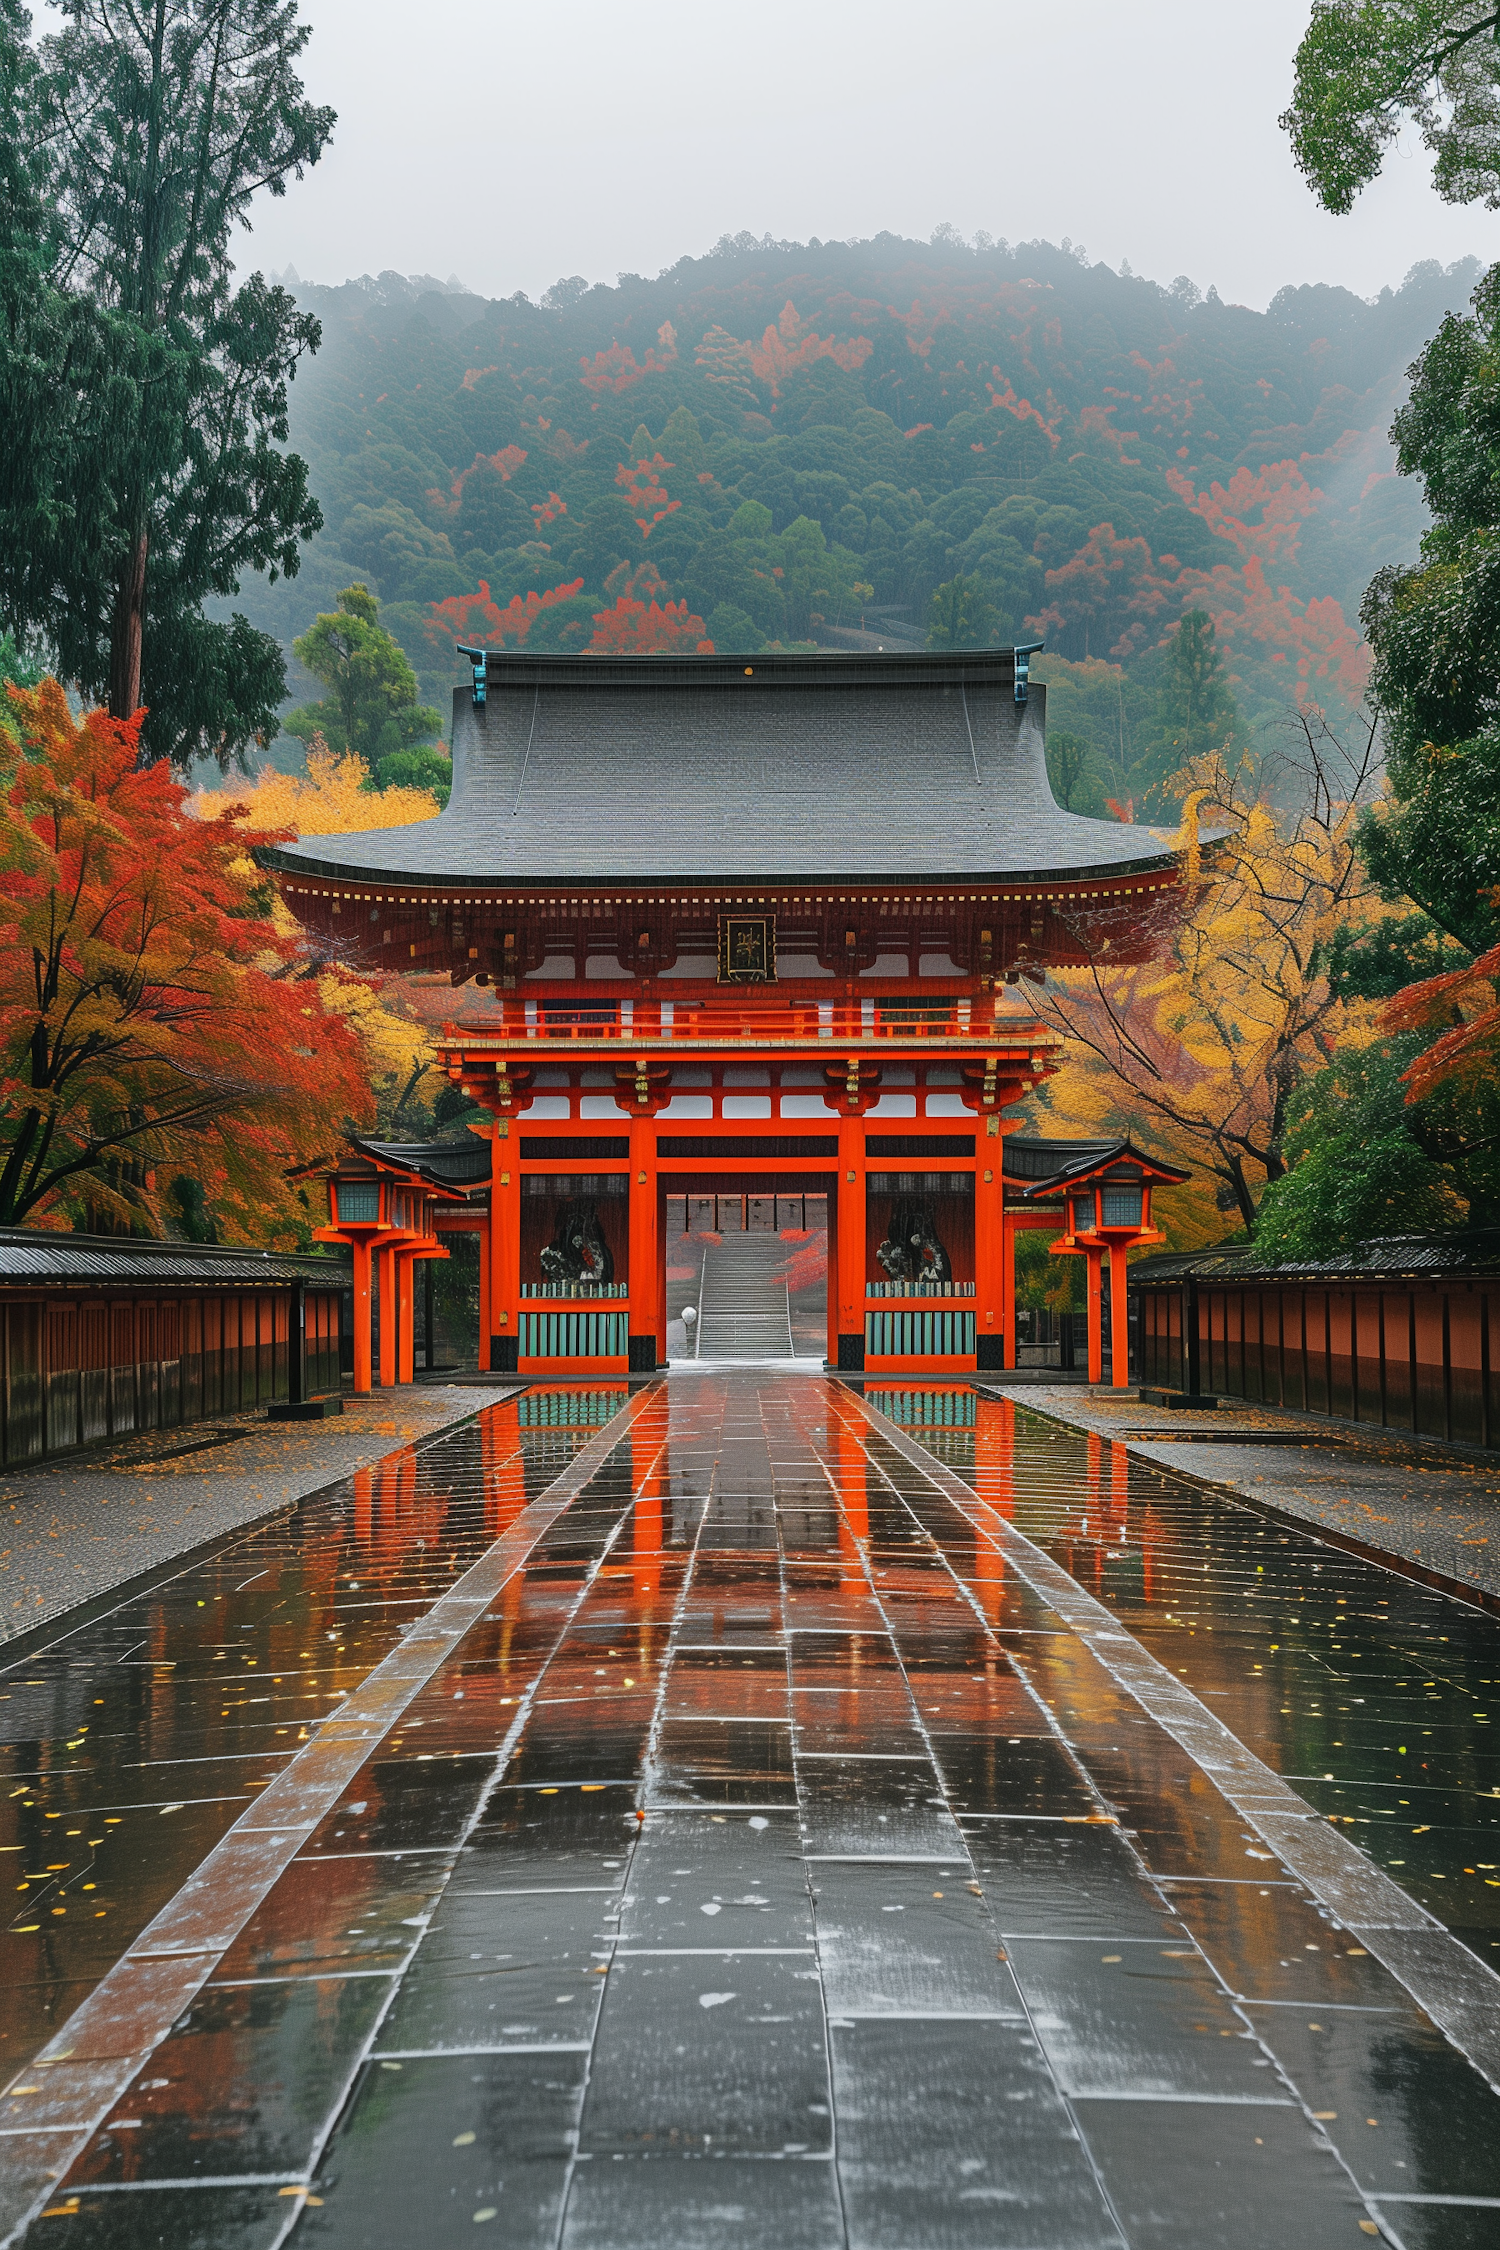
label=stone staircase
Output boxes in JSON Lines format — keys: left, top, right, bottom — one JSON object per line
{"left": 693, "top": 1235, "right": 795, "bottom": 1360}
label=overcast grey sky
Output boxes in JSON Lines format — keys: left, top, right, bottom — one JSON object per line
{"left": 232, "top": 0, "right": 1493, "bottom": 308}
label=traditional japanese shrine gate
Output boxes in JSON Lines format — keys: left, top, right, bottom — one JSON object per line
{"left": 272, "top": 648, "right": 1191, "bottom": 1381}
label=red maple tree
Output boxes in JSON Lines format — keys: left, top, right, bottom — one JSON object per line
{"left": 588, "top": 598, "right": 712, "bottom": 654}
{"left": 425, "top": 578, "right": 586, "bottom": 655}
{"left": 615, "top": 454, "right": 681, "bottom": 537}
{"left": 0, "top": 682, "right": 373, "bottom": 1236}
{"left": 426, "top": 445, "right": 528, "bottom": 514}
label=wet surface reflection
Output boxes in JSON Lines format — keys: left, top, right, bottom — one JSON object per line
{"left": 899, "top": 1390, "right": 1500, "bottom": 1965}
{"left": 0, "top": 1390, "right": 624, "bottom": 2082}
{"left": 0, "top": 1375, "right": 1496, "bottom": 2246}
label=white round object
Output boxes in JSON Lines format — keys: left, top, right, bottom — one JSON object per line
{"left": 682, "top": 1305, "right": 697, "bottom": 1325}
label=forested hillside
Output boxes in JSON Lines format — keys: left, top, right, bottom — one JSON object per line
{"left": 234, "top": 232, "right": 1481, "bottom": 810}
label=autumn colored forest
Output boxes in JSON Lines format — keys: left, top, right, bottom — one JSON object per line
{"left": 237, "top": 231, "right": 1472, "bottom": 813}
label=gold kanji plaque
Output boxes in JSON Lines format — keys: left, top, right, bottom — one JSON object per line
{"left": 718, "top": 914, "right": 777, "bottom": 984}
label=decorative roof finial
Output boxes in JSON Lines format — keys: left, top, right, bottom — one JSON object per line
{"left": 456, "top": 644, "right": 487, "bottom": 708}
{"left": 1013, "top": 638, "right": 1045, "bottom": 706}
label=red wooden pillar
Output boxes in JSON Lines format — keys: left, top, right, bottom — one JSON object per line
{"left": 975, "top": 1157, "right": 1002, "bottom": 1371}
{"left": 477, "top": 1222, "right": 492, "bottom": 1373}
{"left": 629, "top": 1114, "right": 660, "bottom": 1372}
{"left": 397, "top": 1252, "right": 417, "bottom": 1385}
{"left": 1110, "top": 1242, "right": 1131, "bottom": 1391}
{"left": 351, "top": 1238, "right": 373, "bottom": 1395}
{"left": 1085, "top": 1246, "right": 1105, "bottom": 1384}
{"left": 836, "top": 1112, "right": 865, "bottom": 1371}
{"left": 489, "top": 1129, "right": 520, "bottom": 1372}
{"left": 377, "top": 1245, "right": 397, "bottom": 1388}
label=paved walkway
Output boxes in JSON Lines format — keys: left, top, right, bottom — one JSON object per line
{"left": 998, "top": 1381, "right": 1500, "bottom": 1607}
{"left": 0, "top": 1385, "right": 520, "bottom": 1647}
{"left": 2, "top": 1375, "right": 1499, "bottom": 2245}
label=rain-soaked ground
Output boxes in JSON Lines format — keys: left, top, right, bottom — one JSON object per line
{"left": 1, "top": 1375, "right": 1499, "bottom": 2248}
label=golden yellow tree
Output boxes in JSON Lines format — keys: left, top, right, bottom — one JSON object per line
{"left": 196, "top": 737, "right": 438, "bottom": 1134}
{"left": 1029, "top": 708, "right": 1387, "bottom": 1236}
{"left": 195, "top": 736, "right": 442, "bottom": 835}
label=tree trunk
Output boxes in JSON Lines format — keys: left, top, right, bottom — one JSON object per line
{"left": 108, "top": 530, "right": 149, "bottom": 721}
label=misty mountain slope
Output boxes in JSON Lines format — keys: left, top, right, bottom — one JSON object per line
{"left": 228, "top": 232, "right": 1476, "bottom": 760}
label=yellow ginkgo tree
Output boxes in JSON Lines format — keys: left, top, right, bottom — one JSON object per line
{"left": 196, "top": 736, "right": 439, "bottom": 1136}
{"left": 1028, "top": 707, "right": 1388, "bottom": 1236}
{"left": 195, "top": 735, "right": 442, "bottom": 837}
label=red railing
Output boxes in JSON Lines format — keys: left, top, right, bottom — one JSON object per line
{"left": 444, "top": 997, "right": 1054, "bottom": 1047}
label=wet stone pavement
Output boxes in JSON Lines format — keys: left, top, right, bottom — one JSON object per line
{"left": 1, "top": 1379, "right": 1498, "bottom": 2246}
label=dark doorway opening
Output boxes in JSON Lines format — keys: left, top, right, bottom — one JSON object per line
{"left": 662, "top": 1188, "right": 829, "bottom": 1362}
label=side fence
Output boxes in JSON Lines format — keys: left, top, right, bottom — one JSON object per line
{"left": 1, "top": 1282, "right": 347, "bottom": 1467}
{"left": 1134, "top": 1256, "right": 1496, "bottom": 1450}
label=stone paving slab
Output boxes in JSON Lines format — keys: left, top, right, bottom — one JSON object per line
{"left": 992, "top": 1380, "right": 1500, "bottom": 1606}
{"left": 9, "top": 1375, "right": 1500, "bottom": 2247}
{"left": 0, "top": 1386, "right": 520, "bottom": 1646}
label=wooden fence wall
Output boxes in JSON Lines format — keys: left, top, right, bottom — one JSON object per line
{"left": 1, "top": 1287, "right": 345, "bottom": 1467}
{"left": 1137, "top": 1275, "right": 1495, "bottom": 1449}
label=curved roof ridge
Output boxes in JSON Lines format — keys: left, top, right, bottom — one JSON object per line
{"left": 265, "top": 652, "right": 1191, "bottom": 891}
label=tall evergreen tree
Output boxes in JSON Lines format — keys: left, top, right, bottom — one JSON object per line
{"left": 925, "top": 574, "right": 999, "bottom": 650}
{"left": 0, "top": 0, "right": 334, "bottom": 769}
{"left": 287, "top": 584, "right": 444, "bottom": 771}
{"left": 1360, "top": 262, "right": 1500, "bottom": 954}
{"left": 1154, "top": 609, "right": 1237, "bottom": 767}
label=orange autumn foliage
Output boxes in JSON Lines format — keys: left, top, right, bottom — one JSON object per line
{"left": 986, "top": 369, "right": 1063, "bottom": 448}
{"left": 1383, "top": 918, "right": 1500, "bottom": 1108}
{"left": 426, "top": 444, "right": 528, "bottom": 514}
{"left": 693, "top": 301, "right": 874, "bottom": 398}
{"left": 0, "top": 683, "right": 372, "bottom": 1238}
{"left": 615, "top": 453, "right": 680, "bottom": 536}
{"left": 1029, "top": 516, "right": 1370, "bottom": 701}
{"left": 587, "top": 598, "right": 712, "bottom": 655}
{"left": 425, "top": 578, "right": 585, "bottom": 654}
{"left": 1165, "top": 460, "right": 1326, "bottom": 569}
{"left": 579, "top": 322, "right": 679, "bottom": 393}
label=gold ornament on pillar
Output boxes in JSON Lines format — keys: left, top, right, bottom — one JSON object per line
{"left": 614, "top": 1059, "right": 672, "bottom": 1115}
{"left": 823, "top": 1059, "right": 881, "bottom": 1116}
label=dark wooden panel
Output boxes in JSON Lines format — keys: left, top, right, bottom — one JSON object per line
{"left": 1413, "top": 1289, "right": 1446, "bottom": 1438}
{"left": 45, "top": 1304, "right": 80, "bottom": 1453}
{"left": 1261, "top": 1290, "right": 1283, "bottom": 1408}
{"left": 1383, "top": 1291, "right": 1413, "bottom": 1431}
{"left": 1305, "top": 1291, "right": 1329, "bottom": 1416}
{"left": 1449, "top": 1291, "right": 1484, "bottom": 1448}
{"left": 1354, "top": 1292, "right": 1383, "bottom": 1425}
{"left": 80, "top": 1303, "right": 109, "bottom": 1446}
{"left": 3, "top": 1302, "right": 43, "bottom": 1465}
{"left": 1279, "top": 1291, "right": 1305, "bottom": 1411}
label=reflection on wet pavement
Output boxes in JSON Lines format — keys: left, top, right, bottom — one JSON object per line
{"left": 1, "top": 1375, "right": 1497, "bottom": 2246}
{"left": 896, "top": 1391, "right": 1500, "bottom": 1963}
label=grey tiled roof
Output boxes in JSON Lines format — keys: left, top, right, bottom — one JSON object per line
{"left": 1131, "top": 1232, "right": 1500, "bottom": 1284}
{"left": 1002, "top": 1136, "right": 1117, "bottom": 1182}
{"left": 0, "top": 1230, "right": 351, "bottom": 1286}
{"left": 265, "top": 651, "right": 1186, "bottom": 890}
{"left": 350, "top": 1136, "right": 491, "bottom": 1189}
{"left": 1017, "top": 1137, "right": 1191, "bottom": 1195}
